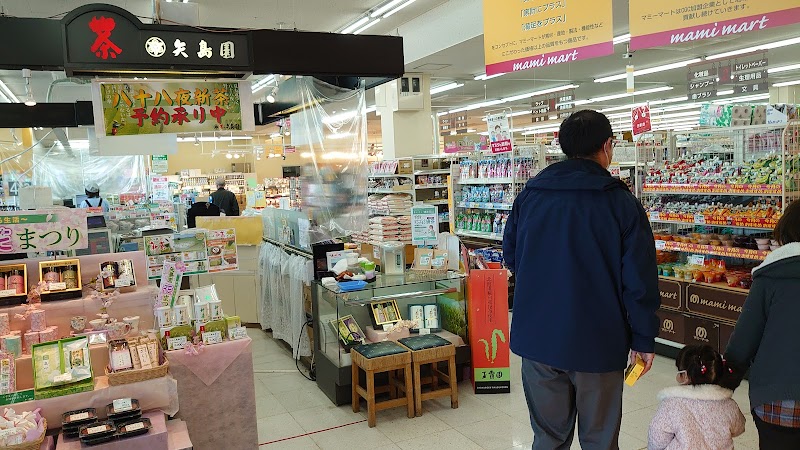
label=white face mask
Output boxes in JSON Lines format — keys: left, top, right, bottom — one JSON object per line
{"left": 603, "top": 146, "right": 611, "bottom": 170}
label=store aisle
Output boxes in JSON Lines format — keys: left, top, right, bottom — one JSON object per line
{"left": 249, "top": 328, "right": 760, "bottom": 450}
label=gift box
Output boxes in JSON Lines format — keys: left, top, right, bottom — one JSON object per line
{"left": 39, "top": 326, "right": 59, "bottom": 344}
{"left": 30, "top": 309, "right": 46, "bottom": 332}
{"left": 23, "top": 331, "right": 40, "bottom": 354}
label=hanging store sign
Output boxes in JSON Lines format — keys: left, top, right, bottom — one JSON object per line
{"left": 530, "top": 89, "right": 575, "bottom": 123}
{"left": 92, "top": 79, "right": 255, "bottom": 137}
{"left": 630, "top": 0, "right": 800, "bottom": 50}
{"left": 439, "top": 117, "right": 453, "bottom": 136}
{"left": 61, "top": 4, "right": 251, "bottom": 75}
{"left": 487, "top": 113, "right": 512, "bottom": 153}
{"left": 631, "top": 105, "right": 652, "bottom": 136}
{"left": 483, "top": 0, "right": 614, "bottom": 76}
{"left": 455, "top": 114, "right": 469, "bottom": 134}
{"left": 0, "top": 209, "right": 88, "bottom": 254}
{"left": 443, "top": 134, "right": 489, "bottom": 153}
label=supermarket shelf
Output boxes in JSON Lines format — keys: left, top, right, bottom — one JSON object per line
{"left": 656, "top": 240, "right": 770, "bottom": 261}
{"left": 642, "top": 183, "right": 783, "bottom": 196}
{"left": 658, "top": 275, "right": 750, "bottom": 294}
{"left": 456, "top": 202, "right": 513, "bottom": 211}
{"left": 368, "top": 188, "right": 413, "bottom": 194}
{"left": 415, "top": 184, "right": 448, "bottom": 189}
{"left": 457, "top": 178, "right": 514, "bottom": 185}
{"left": 369, "top": 211, "right": 410, "bottom": 217}
{"left": 414, "top": 169, "right": 452, "bottom": 175}
{"left": 648, "top": 212, "right": 778, "bottom": 231}
{"left": 369, "top": 173, "right": 414, "bottom": 178}
{"left": 455, "top": 230, "right": 504, "bottom": 241}
{"left": 423, "top": 200, "right": 449, "bottom": 205}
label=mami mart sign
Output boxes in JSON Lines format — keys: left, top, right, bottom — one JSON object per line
{"left": 630, "top": 0, "right": 800, "bottom": 50}
{"left": 482, "top": 0, "right": 613, "bottom": 76}
{"left": 92, "top": 80, "right": 255, "bottom": 137}
{"left": 0, "top": 209, "right": 88, "bottom": 254}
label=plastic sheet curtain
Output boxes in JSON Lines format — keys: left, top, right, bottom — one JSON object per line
{"left": 293, "top": 77, "right": 369, "bottom": 243}
{"left": 30, "top": 146, "right": 146, "bottom": 200}
{"left": 259, "top": 242, "right": 312, "bottom": 358}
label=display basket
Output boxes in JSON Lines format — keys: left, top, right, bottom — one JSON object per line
{"left": 104, "top": 360, "right": 170, "bottom": 386}
{"left": 1, "top": 418, "right": 46, "bottom": 450}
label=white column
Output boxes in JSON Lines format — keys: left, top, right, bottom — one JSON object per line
{"left": 375, "top": 74, "right": 434, "bottom": 158}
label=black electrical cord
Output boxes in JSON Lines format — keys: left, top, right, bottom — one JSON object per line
{"left": 296, "top": 319, "right": 315, "bottom": 381}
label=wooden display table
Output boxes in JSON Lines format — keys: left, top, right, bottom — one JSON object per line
{"left": 168, "top": 337, "right": 257, "bottom": 450}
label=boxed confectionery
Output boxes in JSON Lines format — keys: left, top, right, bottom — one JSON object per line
{"left": 31, "top": 336, "right": 94, "bottom": 399}
{"left": 0, "top": 264, "right": 28, "bottom": 306}
{"left": 99, "top": 259, "right": 137, "bottom": 290}
{"left": 39, "top": 259, "right": 82, "bottom": 300}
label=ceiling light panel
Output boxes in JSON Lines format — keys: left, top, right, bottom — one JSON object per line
{"left": 595, "top": 59, "right": 701, "bottom": 83}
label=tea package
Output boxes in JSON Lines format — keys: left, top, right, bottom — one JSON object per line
{"left": 62, "top": 337, "right": 92, "bottom": 382}
{"left": 414, "top": 249, "right": 434, "bottom": 269}
{"left": 32, "top": 336, "right": 92, "bottom": 390}
{"left": 108, "top": 340, "right": 133, "bottom": 373}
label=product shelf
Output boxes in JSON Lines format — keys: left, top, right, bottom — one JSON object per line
{"left": 648, "top": 212, "right": 778, "bottom": 231}
{"left": 455, "top": 230, "right": 503, "bottom": 241}
{"left": 368, "top": 173, "right": 413, "bottom": 178}
{"left": 642, "top": 183, "right": 783, "bottom": 196}
{"left": 658, "top": 275, "right": 750, "bottom": 295}
{"left": 414, "top": 184, "right": 449, "bottom": 189}
{"left": 656, "top": 240, "right": 769, "bottom": 261}
{"left": 414, "top": 169, "right": 452, "bottom": 175}
{"left": 423, "top": 199, "right": 449, "bottom": 205}
{"left": 368, "top": 187, "right": 412, "bottom": 194}
{"left": 456, "top": 202, "right": 513, "bottom": 211}
{"left": 457, "top": 177, "right": 514, "bottom": 185}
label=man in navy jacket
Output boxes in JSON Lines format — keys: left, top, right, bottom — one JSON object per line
{"left": 503, "top": 110, "right": 659, "bottom": 450}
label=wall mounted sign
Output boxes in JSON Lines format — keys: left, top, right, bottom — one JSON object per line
{"left": 0, "top": 209, "right": 88, "bottom": 254}
{"left": 630, "top": 0, "right": 800, "bottom": 50}
{"left": 483, "top": 0, "right": 614, "bottom": 75}
{"left": 61, "top": 4, "right": 251, "bottom": 76}
{"left": 92, "top": 80, "right": 255, "bottom": 137}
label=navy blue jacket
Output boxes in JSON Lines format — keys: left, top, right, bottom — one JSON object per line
{"left": 503, "top": 158, "right": 660, "bottom": 373}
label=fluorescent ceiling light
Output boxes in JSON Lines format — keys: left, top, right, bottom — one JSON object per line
{"left": 521, "top": 126, "right": 560, "bottom": 135}
{"left": 595, "top": 59, "right": 701, "bottom": 83}
{"left": 252, "top": 75, "right": 275, "bottom": 93}
{"left": 712, "top": 93, "right": 770, "bottom": 104}
{"left": 178, "top": 136, "right": 251, "bottom": 142}
{"left": 371, "top": 0, "right": 404, "bottom": 17}
{"left": 769, "top": 63, "right": 800, "bottom": 74}
{"left": 613, "top": 34, "right": 631, "bottom": 45}
{"left": 383, "top": 0, "right": 416, "bottom": 18}
{"left": 323, "top": 110, "right": 358, "bottom": 124}
{"left": 436, "top": 111, "right": 448, "bottom": 117}
{"left": 430, "top": 82, "right": 464, "bottom": 95}
{"left": 353, "top": 18, "right": 380, "bottom": 34}
{"left": 575, "top": 86, "right": 674, "bottom": 106}
{"left": 598, "top": 96, "right": 687, "bottom": 112}
{"left": 474, "top": 73, "right": 504, "bottom": 81}
{"left": 0, "top": 80, "right": 20, "bottom": 103}
{"left": 467, "top": 129, "right": 477, "bottom": 133}
{"left": 502, "top": 84, "right": 579, "bottom": 103}
{"left": 481, "top": 109, "right": 533, "bottom": 121}
{"left": 716, "top": 89, "right": 734, "bottom": 96}
{"left": 341, "top": 16, "right": 370, "bottom": 34}
{"left": 707, "top": 37, "right": 800, "bottom": 61}
{"left": 605, "top": 103, "right": 699, "bottom": 119}
{"left": 774, "top": 79, "right": 800, "bottom": 88}
{"left": 269, "top": 133, "right": 281, "bottom": 139}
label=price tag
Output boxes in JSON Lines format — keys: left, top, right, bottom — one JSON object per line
{"left": 48, "top": 282, "right": 67, "bottom": 291}
{"left": 655, "top": 240, "right": 666, "bottom": 250}
{"left": 649, "top": 212, "right": 660, "bottom": 221}
{"left": 202, "top": 331, "right": 223, "bottom": 345}
{"left": 69, "top": 412, "right": 90, "bottom": 422}
{"left": 0, "top": 290, "right": 18, "bottom": 298}
{"left": 688, "top": 255, "right": 706, "bottom": 266}
{"left": 112, "top": 398, "right": 133, "bottom": 412}
{"left": 419, "top": 328, "right": 431, "bottom": 335}
{"left": 124, "top": 422, "right": 145, "bottom": 432}
{"left": 382, "top": 324, "right": 393, "bottom": 331}
{"left": 228, "top": 326, "right": 248, "bottom": 340}
{"left": 167, "top": 336, "right": 188, "bottom": 351}
{"left": 86, "top": 425, "right": 109, "bottom": 436}
{"left": 114, "top": 278, "right": 132, "bottom": 288}
{"left": 694, "top": 214, "right": 706, "bottom": 225}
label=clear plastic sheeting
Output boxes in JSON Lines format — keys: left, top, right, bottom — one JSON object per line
{"left": 293, "top": 76, "right": 368, "bottom": 243}
{"left": 259, "top": 242, "right": 312, "bottom": 358}
{"left": 30, "top": 146, "right": 147, "bottom": 200}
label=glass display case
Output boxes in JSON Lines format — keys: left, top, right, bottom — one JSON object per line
{"left": 312, "top": 272, "right": 468, "bottom": 405}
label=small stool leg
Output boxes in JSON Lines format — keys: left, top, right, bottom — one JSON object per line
{"left": 448, "top": 356, "right": 458, "bottom": 409}
{"left": 366, "top": 370, "right": 377, "bottom": 427}
{"left": 388, "top": 369, "right": 397, "bottom": 399}
{"left": 413, "top": 361, "right": 423, "bottom": 417}
{"left": 352, "top": 361, "right": 360, "bottom": 413}
{"left": 404, "top": 363, "right": 414, "bottom": 418}
{"left": 432, "top": 362, "right": 440, "bottom": 391}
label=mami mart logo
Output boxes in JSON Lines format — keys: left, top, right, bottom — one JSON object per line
{"left": 662, "top": 319, "right": 675, "bottom": 334}
{"left": 694, "top": 326, "right": 709, "bottom": 343}
{"left": 478, "top": 329, "right": 506, "bottom": 364}
{"left": 669, "top": 16, "right": 769, "bottom": 44}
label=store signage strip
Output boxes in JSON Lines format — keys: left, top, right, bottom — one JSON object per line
{"left": 630, "top": 1, "right": 800, "bottom": 50}
{"left": 0, "top": 209, "right": 88, "bottom": 254}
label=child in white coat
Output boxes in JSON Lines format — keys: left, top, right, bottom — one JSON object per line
{"left": 648, "top": 344, "right": 746, "bottom": 450}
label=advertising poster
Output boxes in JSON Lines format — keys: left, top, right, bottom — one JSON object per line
{"left": 207, "top": 228, "right": 238, "bottom": 273}
{"left": 411, "top": 205, "right": 438, "bottom": 244}
{"left": 631, "top": 105, "right": 652, "bottom": 137}
{"left": 144, "top": 231, "right": 209, "bottom": 279}
{"left": 151, "top": 176, "right": 171, "bottom": 202}
{"left": 468, "top": 269, "right": 511, "bottom": 394}
{"left": 152, "top": 155, "right": 168, "bottom": 174}
{"left": 443, "top": 134, "right": 489, "bottom": 153}
{"left": 487, "top": 113, "right": 513, "bottom": 153}
{"left": 93, "top": 79, "right": 255, "bottom": 137}
{"left": 483, "top": 0, "right": 614, "bottom": 75}
{"left": 0, "top": 209, "right": 88, "bottom": 254}
{"left": 630, "top": 0, "right": 800, "bottom": 50}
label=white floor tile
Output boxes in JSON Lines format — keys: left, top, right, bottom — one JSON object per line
{"left": 291, "top": 404, "right": 365, "bottom": 432}
{"left": 257, "top": 412, "right": 305, "bottom": 444}
{"left": 456, "top": 414, "right": 534, "bottom": 450}
{"left": 426, "top": 391, "right": 505, "bottom": 428}
{"left": 274, "top": 386, "right": 332, "bottom": 413}
{"left": 261, "top": 436, "right": 320, "bottom": 449}
{"left": 395, "top": 428, "right": 483, "bottom": 450}
{"left": 374, "top": 408, "right": 452, "bottom": 443}
{"left": 256, "top": 392, "right": 289, "bottom": 419}
{"left": 310, "top": 423, "right": 397, "bottom": 450}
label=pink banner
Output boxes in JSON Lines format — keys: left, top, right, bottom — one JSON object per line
{"left": 486, "top": 41, "right": 613, "bottom": 76}
{"left": 631, "top": 7, "right": 800, "bottom": 50}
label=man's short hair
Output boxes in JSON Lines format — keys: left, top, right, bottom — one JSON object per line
{"left": 559, "top": 110, "right": 613, "bottom": 159}
{"left": 216, "top": 177, "right": 226, "bottom": 188}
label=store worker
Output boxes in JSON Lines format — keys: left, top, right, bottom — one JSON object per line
{"left": 209, "top": 177, "right": 240, "bottom": 216}
{"left": 725, "top": 200, "right": 800, "bottom": 449}
{"left": 503, "top": 110, "right": 659, "bottom": 450}
{"left": 79, "top": 183, "right": 109, "bottom": 213}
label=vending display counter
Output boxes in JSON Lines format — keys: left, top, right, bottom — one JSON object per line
{"left": 168, "top": 337, "right": 257, "bottom": 450}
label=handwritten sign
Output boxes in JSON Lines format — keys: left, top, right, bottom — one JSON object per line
{"left": 0, "top": 209, "right": 88, "bottom": 254}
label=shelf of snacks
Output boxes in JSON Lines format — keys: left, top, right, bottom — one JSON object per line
{"left": 456, "top": 202, "right": 513, "bottom": 211}
{"left": 649, "top": 213, "right": 779, "bottom": 231}
{"left": 454, "top": 229, "right": 504, "bottom": 242}
{"left": 657, "top": 275, "right": 751, "bottom": 294}
{"left": 642, "top": 183, "right": 785, "bottom": 196}
{"left": 414, "top": 183, "right": 448, "bottom": 189}
{"left": 413, "top": 168, "right": 452, "bottom": 175}
{"left": 655, "top": 239, "right": 771, "bottom": 261}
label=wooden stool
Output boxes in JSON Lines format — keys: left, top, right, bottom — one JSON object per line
{"left": 398, "top": 334, "right": 458, "bottom": 416}
{"left": 351, "top": 341, "right": 414, "bottom": 427}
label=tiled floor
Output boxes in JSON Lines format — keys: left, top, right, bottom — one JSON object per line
{"left": 250, "top": 328, "right": 759, "bottom": 450}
